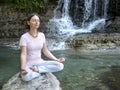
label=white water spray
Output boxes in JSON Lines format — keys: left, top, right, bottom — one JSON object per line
{"left": 48, "top": 0, "right": 108, "bottom": 35}
{"left": 47, "top": 0, "right": 109, "bottom": 50}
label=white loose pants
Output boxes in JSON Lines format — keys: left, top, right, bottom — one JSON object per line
{"left": 21, "top": 61, "right": 64, "bottom": 81}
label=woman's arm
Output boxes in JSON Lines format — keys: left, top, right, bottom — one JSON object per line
{"left": 42, "top": 43, "right": 65, "bottom": 62}
{"left": 20, "top": 46, "right": 27, "bottom": 75}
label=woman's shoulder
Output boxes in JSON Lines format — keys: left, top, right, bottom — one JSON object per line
{"left": 39, "top": 32, "right": 45, "bottom": 37}
{"left": 20, "top": 32, "right": 29, "bottom": 38}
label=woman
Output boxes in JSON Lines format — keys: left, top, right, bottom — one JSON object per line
{"left": 19, "top": 13, "right": 65, "bottom": 81}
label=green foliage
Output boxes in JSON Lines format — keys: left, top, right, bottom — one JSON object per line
{"left": 13, "top": 0, "right": 46, "bottom": 11}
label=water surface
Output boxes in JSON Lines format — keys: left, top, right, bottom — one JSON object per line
{"left": 0, "top": 46, "right": 120, "bottom": 90}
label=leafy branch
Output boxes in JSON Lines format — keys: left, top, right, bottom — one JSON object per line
{"left": 14, "top": 0, "right": 46, "bottom": 11}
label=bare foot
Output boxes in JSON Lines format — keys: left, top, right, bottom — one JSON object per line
{"left": 30, "top": 65, "right": 39, "bottom": 72}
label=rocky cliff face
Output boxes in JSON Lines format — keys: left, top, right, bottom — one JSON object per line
{"left": 2, "top": 73, "right": 61, "bottom": 90}
{"left": 0, "top": 1, "right": 120, "bottom": 38}
{"left": 109, "top": 0, "right": 120, "bottom": 16}
{"left": 105, "top": 17, "right": 120, "bottom": 33}
{"left": 0, "top": 5, "right": 25, "bottom": 38}
{"left": 0, "top": 3, "right": 55, "bottom": 38}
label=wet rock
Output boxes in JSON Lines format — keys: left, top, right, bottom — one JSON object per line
{"left": 2, "top": 73, "right": 61, "bottom": 90}
{"left": 66, "top": 33, "right": 120, "bottom": 50}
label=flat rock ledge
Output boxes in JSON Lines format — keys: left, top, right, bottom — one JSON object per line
{"left": 2, "top": 73, "right": 61, "bottom": 90}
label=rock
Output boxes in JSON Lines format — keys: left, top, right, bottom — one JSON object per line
{"left": 2, "top": 73, "right": 61, "bottom": 90}
{"left": 66, "top": 33, "right": 120, "bottom": 50}
{"left": 83, "top": 44, "right": 98, "bottom": 50}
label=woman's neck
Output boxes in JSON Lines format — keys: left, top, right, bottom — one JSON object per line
{"left": 29, "top": 29, "right": 38, "bottom": 38}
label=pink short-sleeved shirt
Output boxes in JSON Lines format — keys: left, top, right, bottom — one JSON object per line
{"left": 19, "top": 32, "right": 46, "bottom": 65}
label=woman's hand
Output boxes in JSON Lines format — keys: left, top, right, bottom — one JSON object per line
{"left": 21, "top": 69, "right": 28, "bottom": 75}
{"left": 57, "top": 57, "right": 65, "bottom": 62}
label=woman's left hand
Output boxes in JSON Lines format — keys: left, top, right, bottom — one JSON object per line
{"left": 57, "top": 57, "right": 65, "bottom": 62}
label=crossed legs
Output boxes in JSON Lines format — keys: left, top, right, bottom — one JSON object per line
{"left": 21, "top": 61, "right": 64, "bottom": 81}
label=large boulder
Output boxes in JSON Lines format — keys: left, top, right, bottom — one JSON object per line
{"left": 2, "top": 73, "right": 61, "bottom": 90}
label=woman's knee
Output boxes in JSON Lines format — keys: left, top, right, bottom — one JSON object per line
{"left": 58, "top": 63, "right": 64, "bottom": 71}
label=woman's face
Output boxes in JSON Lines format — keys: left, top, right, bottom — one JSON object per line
{"left": 27, "top": 15, "right": 40, "bottom": 30}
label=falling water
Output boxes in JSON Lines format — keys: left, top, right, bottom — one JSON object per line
{"left": 82, "top": 0, "right": 109, "bottom": 28}
{"left": 103, "top": 0, "right": 109, "bottom": 19}
{"left": 47, "top": 0, "right": 109, "bottom": 50}
{"left": 47, "top": 0, "right": 74, "bottom": 37}
{"left": 82, "top": 0, "right": 93, "bottom": 26}
{"left": 47, "top": 0, "right": 109, "bottom": 36}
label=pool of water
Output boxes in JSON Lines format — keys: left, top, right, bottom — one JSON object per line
{"left": 0, "top": 46, "right": 20, "bottom": 89}
{"left": 0, "top": 46, "right": 120, "bottom": 90}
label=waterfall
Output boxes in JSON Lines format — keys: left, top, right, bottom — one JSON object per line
{"left": 82, "top": 0, "right": 109, "bottom": 28}
{"left": 47, "top": 0, "right": 109, "bottom": 36}
{"left": 47, "top": 0, "right": 74, "bottom": 37}
{"left": 82, "top": 0, "right": 93, "bottom": 27}
{"left": 103, "top": 0, "right": 109, "bottom": 19}
{"left": 46, "top": 0, "right": 109, "bottom": 50}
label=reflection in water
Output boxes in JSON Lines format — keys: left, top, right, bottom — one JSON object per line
{"left": 0, "top": 46, "right": 120, "bottom": 90}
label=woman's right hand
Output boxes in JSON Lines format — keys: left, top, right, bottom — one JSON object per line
{"left": 57, "top": 57, "right": 65, "bottom": 62}
{"left": 21, "top": 69, "right": 28, "bottom": 75}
